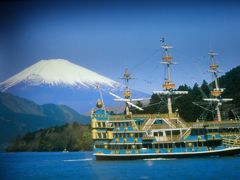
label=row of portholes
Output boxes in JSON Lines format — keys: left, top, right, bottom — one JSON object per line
{"left": 115, "top": 138, "right": 139, "bottom": 143}
{"left": 114, "top": 133, "right": 143, "bottom": 138}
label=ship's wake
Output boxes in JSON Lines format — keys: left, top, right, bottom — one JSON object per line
{"left": 144, "top": 158, "right": 177, "bottom": 161}
{"left": 63, "top": 158, "right": 93, "bottom": 162}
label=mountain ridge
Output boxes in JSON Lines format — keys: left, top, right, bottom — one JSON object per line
{"left": 0, "top": 59, "right": 147, "bottom": 113}
{"left": 0, "top": 59, "right": 120, "bottom": 91}
{"left": 0, "top": 92, "right": 90, "bottom": 149}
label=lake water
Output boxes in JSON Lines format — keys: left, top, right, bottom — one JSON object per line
{"left": 1, "top": 152, "right": 240, "bottom": 179}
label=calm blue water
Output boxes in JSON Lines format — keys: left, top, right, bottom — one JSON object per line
{"left": 1, "top": 152, "right": 240, "bottom": 180}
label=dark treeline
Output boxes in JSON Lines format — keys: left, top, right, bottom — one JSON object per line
{"left": 6, "top": 122, "right": 92, "bottom": 152}
{"left": 131, "top": 66, "right": 240, "bottom": 122}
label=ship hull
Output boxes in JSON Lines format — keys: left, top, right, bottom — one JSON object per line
{"left": 95, "top": 147, "right": 240, "bottom": 160}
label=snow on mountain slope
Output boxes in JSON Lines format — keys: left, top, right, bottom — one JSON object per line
{"left": 0, "top": 59, "right": 148, "bottom": 113}
{"left": 0, "top": 59, "right": 120, "bottom": 91}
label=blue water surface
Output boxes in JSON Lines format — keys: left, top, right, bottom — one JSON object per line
{"left": 0, "top": 152, "right": 240, "bottom": 180}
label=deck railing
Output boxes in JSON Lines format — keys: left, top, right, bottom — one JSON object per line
{"left": 93, "top": 113, "right": 240, "bottom": 130}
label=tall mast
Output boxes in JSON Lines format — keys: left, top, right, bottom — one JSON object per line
{"left": 209, "top": 52, "right": 220, "bottom": 91}
{"left": 203, "top": 51, "right": 233, "bottom": 121}
{"left": 161, "top": 42, "right": 175, "bottom": 115}
{"left": 109, "top": 69, "right": 144, "bottom": 114}
{"left": 120, "top": 69, "right": 133, "bottom": 115}
{"left": 121, "top": 68, "right": 132, "bottom": 98}
{"left": 153, "top": 39, "right": 188, "bottom": 116}
{"left": 210, "top": 51, "right": 222, "bottom": 121}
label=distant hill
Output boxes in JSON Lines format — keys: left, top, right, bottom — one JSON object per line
{"left": 6, "top": 122, "right": 92, "bottom": 152}
{"left": 219, "top": 66, "right": 240, "bottom": 107}
{"left": 0, "top": 92, "right": 90, "bottom": 149}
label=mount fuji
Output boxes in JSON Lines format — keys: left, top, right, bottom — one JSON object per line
{"left": 0, "top": 59, "right": 146, "bottom": 113}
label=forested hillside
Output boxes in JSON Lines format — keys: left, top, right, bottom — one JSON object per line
{"left": 132, "top": 66, "right": 240, "bottom": 121}
{"left": 0, "top": 92, "right": 90, "bottom": 149}
{"left": 6, "top": 123, "right": 92, "bottom": 152}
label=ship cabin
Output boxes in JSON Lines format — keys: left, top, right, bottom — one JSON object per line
{"left": 92, "top": 108, "right": 240, "bottom": 155}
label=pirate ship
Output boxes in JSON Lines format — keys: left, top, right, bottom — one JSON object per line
{"left": 91, "top": 40, "right": 240, "bottom": 160}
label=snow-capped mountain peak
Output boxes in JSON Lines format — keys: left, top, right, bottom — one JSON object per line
{"left": 0, "top": 59, "right": 120, "bottom": 91}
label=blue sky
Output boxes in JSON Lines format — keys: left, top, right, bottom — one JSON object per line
{"left": 0, "top": 0, "right": 240, "bottom": 93}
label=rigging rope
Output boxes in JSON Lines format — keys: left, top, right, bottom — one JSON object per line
{"left": 129, "top": 49, "right": 160, "bottom": 72}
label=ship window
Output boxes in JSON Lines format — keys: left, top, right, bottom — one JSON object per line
{"left": 181, "top": 142, "right": 185, "bottom": 148}
{"left": 166, "top": 131, "right": 171, "bottom": 136}
{"left": 95, "top": 145, "right": 104, "bottom": 148}
{"left": 197, "top": 142, "right": 202, "bottom": 147}
{"left": 103, "top": 133, "right": 107, "bottom": 138}
{"left": 97, "top": 122, "right": 101, "bottom": 127}
{"left": 175, "top": 143, "right": 180, "bottom": 148}
{"left": 191, "top": 129, "right": 197, "bottom": 136}
{"left": 154, "top": 132, "right": 158, "bottom": 136}
{"left": 97, "top": 133, "right": 101, "bottom": 138}
{"left": 172, "top": 130, "right": 180, "bottom": 135}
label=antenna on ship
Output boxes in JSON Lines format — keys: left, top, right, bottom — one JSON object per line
{"left": 109, "top": 69, "right": 144, "bottom": 116}
{"left": 203, "top": 51, "right": 233, "bottom": 121}
{"left": 153, "top": 38, "right": 188, "bottom": 116}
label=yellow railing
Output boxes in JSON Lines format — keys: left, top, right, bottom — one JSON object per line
{"left": 220, "top": 133, "right": 240, "bottom": 137}
{"left": 92, "top": 113, "right": 240, "bottom": 129}
{"left": 141, "top": 124, "right": 170, "bottom": 130}
{"left": 186, "top": 121, "right": 240, "bottom": 128}
{"left": 107, "top": 113, "right": 178, "bottom": 121}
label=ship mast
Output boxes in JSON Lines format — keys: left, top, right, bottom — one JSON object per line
{"left": 121, "top": 69, "right": 133, "bottom": 115}
{"left": 203, "top": 51, "right": 233, "bottom": 121}
{"left": 162, "top": 42, "right": 175, "bottom": 114}
{"left": 209, "top": 52, "right": 222, "bottom": 121}
{"left": 109, "top": 69, "right": 144, "bottom": 116}
{"left": 153, "top": 39, "right": 188, "bottom": 116}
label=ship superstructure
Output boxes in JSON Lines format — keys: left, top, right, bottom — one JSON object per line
{"left": 91, "top": 40, "right": 240, "bottom": 160}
